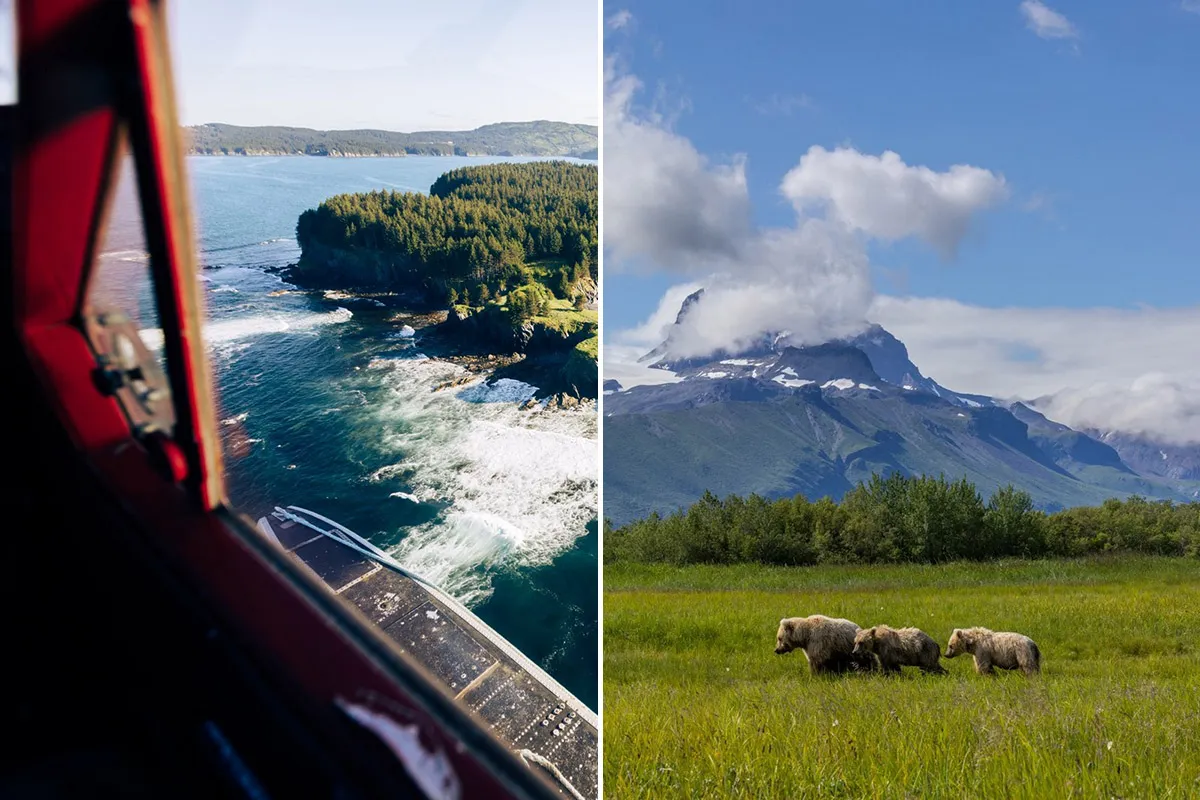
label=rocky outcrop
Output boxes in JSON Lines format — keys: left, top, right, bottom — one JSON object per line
{"left": 287, "top": 244, "right": 426, "bottom": 293}
{"left": 559, "top": 355, "right": 597, "bottom": 399}
{"left": 439, "top": 304, "right": 596, "bottom": 356}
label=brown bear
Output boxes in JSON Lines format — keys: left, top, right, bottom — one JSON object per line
{"left": 852, "top": 625, "right": 947, "bottom": 675}
{"left": 944, "top": 627, "right": 1041, "bottom": 677}
{"left": 774, "top": 615, "right": 877, "bottom": 675}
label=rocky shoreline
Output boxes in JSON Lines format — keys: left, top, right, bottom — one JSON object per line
{"left": 397, "top": 311, "right": 595, "bottom": 411}
{"left": 265, "top": 262, "right": 596, "bottom": 402}
{"left": 280, "top": 293, "right": 592, "bottom": 411}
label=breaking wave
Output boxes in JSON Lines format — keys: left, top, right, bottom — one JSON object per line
{"left": 363, "top": 358, "right": 596, "bottom": 606}
{"left": 138, "top": 307, "right": 353, "bottom": 351}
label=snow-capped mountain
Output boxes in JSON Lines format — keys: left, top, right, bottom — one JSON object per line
{"left": 603, "top": 293, "right": 1200, "bottom": 524}
{"left": 636, "top": 290, "right": 991, "bottom": 407}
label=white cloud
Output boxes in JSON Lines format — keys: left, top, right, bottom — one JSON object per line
{"left": 1183, "top": 0, "right": 1200, "bottom": 14}
{"left": 781, "top": 147, "right": 1009, "bottom": 259}
{"left": 660, "top": 222, "right": 875, "bottom": 360}
{"left": 870, "top": 297, "right": 1200, "bottom": 444}
{"left": 616, "top": 282, "right": 706, "bottom": 348}
{"left": 604, "top": 60, "right": 1006, "bottom": 364}
{"left": 604, "top": 61, "right": 752, "bottom": 269}
{"left": 1034, "top": 375, "right": 1200, "bottom": 445}
{"left": 1020, "top": 1, "right": 1078, "bottom": 40}
{"left": 603, "top": 345, "right": 686, "bottom": 391}
{"left": 607, "top": 9, "right": 633, "bottom": 30}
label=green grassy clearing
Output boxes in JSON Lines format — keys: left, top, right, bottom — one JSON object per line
{"left": 530, "top": 296, "right": 597, "bottom": 335}
{"left": 604, "top": 556, "right": 1200, "bottom": 798}
{"left": 572, "top": 334, "right": 598, "bottom": 361}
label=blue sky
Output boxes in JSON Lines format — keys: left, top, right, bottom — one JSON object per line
{"left": 603, "top": 1, "right": 1200, "bottom": 442}
{"left": 165, "top": 0, "right": 598, "bottom": 130}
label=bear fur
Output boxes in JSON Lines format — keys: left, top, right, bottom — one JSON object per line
{"left": 852, "top": 625, "right": 947, "bottom": 675}
{"left": 944, "top": 627, "right": 1041, "bottom": 677}
{"left": 774, "top": 615, "right": 877, "bottom": 675}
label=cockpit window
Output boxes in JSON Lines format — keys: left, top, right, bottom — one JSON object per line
{"left": 147, "top": 2, "right": 598, "bottom": 795}
{"left": 85, "top": 148, "right": 175, "bottom": 440}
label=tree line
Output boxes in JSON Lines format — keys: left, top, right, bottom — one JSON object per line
{"left": 296, "top": 161, "right": 597, "bottom": 306}
{"left": 604, "top": 473, "right": 1200, "bottom": 565}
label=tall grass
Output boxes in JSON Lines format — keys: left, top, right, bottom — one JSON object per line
{"left": 603, "top": 556, "right": 1200, "bottom": 798}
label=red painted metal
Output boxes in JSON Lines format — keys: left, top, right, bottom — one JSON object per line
{"left": 125, "top": 0, "right": 225, "bottom": 509}
{"left": 146, "top": 431, "right": 188, "bottom": 483}
{"left": 9, "top": 1, "right": 552, "bottom": 797}
{"left": 14, "top": 111, "right": 115, "bottom": 328}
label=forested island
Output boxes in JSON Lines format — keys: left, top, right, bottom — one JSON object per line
{"left": 290, "top": 161, "right": 598, "bottom": 398}
{"left": 185, "top": 121, "right": 598, "bottom": 158}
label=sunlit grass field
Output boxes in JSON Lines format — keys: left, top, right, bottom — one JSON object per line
{"left": 603, "top": 556, "right": 1200, "bottom": 799}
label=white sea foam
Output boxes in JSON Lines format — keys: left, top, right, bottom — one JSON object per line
{"left": 138, "top": 307, "right": 353, "bottom": 352}
{"left": 389, "top": 491, "right": 421, "bottom": 503}
{"left": 364, "top": 357, "right": 596, "bottom": 606}
{"left": 203, "top": 308, "right": 353, "bottom": 344}
{"left": 456, "top": 378, "right": 538, "bottom": 404}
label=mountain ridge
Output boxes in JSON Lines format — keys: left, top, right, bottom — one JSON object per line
{"left": 183, "top": 120, "right": 599, "bottom": 158}
{"left": 604, "top": 294, "right": 1199, "bottom": 524}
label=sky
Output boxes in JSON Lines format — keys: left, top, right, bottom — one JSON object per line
{"left": 603, "top": 1, "right": 1200, "bottom": 444}
{"left": 0, "top": 1, "right": 12, "bottom": 105}
{"left": 164, "top": 0, "right": 598, "bottom": 130}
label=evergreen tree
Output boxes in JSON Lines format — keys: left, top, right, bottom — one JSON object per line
{"left": 295, "top": 161, "right": 597, "bottom": 305}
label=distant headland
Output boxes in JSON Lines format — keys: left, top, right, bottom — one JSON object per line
{"left": 183, "top": 120, "right": 598, "bottom": 159}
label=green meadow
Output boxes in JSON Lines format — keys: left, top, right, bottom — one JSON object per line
{"left": 603, "top": 556, "right": 1200, "bottom": 799}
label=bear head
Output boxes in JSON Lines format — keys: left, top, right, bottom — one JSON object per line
{"left": 852, "top": 626, "right": 878, "bottom": 656}
{"left": 945, "top": 628, "right": 970, "bottom": 658}
{"left": 775, "top": 618, "right": 803, "bottom": 655}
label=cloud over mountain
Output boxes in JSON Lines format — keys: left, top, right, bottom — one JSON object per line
{"left": 604, "top": 51, "right": 1007, "bottom": 363}
{"left": 872, "top": 298, "right": 1200, "bottom": 444}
